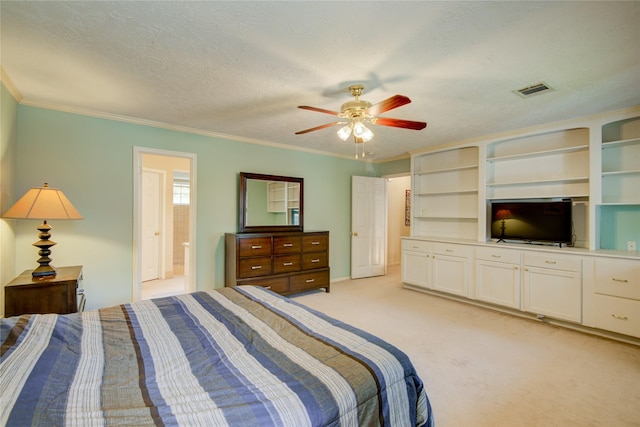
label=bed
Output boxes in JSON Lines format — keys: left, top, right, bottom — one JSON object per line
{"left": 1, "top": 286, "right": 433, "bottom": 426}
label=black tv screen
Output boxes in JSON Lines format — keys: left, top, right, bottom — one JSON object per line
{"left": 490, "top": 200, "right": 573, "bottom": 245}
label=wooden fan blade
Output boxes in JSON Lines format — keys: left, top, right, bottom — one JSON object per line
{"left": 295, "top": 122, "right": 342, "bottom": 135}
{"left": 298, "top": 105, "right": 340, "bottom": 116}
{"left": 366, "top": 95, "right": 411, "bottom": 116}
{"left": 372, "top": 117, "right": 427, "bottom": 130}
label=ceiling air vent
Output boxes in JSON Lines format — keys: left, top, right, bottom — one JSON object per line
{"left": 514, "top": 82, "right": 554, "bottom": 98}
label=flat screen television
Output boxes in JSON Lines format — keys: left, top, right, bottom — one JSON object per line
{"left": 490, "top": 199, "right": 573, "bottom": 246}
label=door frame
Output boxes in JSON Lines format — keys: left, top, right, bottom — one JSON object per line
{"left": 133, "top": 147, "right": 197, "bottom": 302}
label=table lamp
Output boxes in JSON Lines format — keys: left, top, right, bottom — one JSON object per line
{"left": 2, "top": 183, "right": 82, "bottom": 278}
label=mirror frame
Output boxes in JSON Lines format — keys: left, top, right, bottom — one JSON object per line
{"left": 239, "top": 172, "right": 304, "bottom": 233}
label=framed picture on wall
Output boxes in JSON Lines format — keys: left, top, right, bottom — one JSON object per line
{"left": 405, "top": 190, "right": 411, "bottom": 226}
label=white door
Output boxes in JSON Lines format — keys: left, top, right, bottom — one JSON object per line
{"left": 142, "top": 170, "right": 162, "bottom": 282}
{"left": 351, "top": 176, "right": 387, "bottom": 279}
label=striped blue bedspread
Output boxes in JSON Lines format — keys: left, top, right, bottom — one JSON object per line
{"left": 1, "top": 286, "right": 433, "bottom": 426}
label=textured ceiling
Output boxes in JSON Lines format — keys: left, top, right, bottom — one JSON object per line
{"left": 1, "top": 1, "right": 639, "bottom": 161}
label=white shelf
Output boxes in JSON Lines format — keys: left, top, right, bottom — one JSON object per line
{"left": 602, "top": 137, "right": 640, "bottom": 148}
{"left": 487, "top": 176, "right": 589, "bottom": 187}
{"left": 414, "top": 189, "right": 478, "bottom": 196}
{"left": 487, "top": 144, "right": 589, "bottom": 162}
{"left": 414, "top": 164, "right": 478, "bottom": 176}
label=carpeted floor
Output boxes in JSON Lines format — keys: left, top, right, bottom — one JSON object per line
{"left": 293, "top": 265, "right": 640, "bottom": 427}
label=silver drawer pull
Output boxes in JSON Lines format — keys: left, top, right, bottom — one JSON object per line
{"left": 492, "top": 254, "right": 501, "bottom": 258}
{"left": 545, "top": 260, "right": 557, "bottom": 264}
{"left": 612, "top": 277, "right": 629, "bottom": 283}
{"left": 283, "top": 262, "right": 293, "bottom": 266}
{"left": 446, "top": 249, "right": 453, "bottom": 252}
{"left": 311, "top": 259, "right": 320, "bottom": 263}
{"left": 611, "top": 314, "right": 628, "bottom": 321}
{"left": 283, "top": 243, "right": 293, "bottom": 247}
{"left": 305, "top": 279, "right": 315, "bottom": 283}
{"left": 251, "top": 265, "right": 262, "bottom": 270}
{"left": 412, "top": 245, "right": 419, "bottom": 249}
{"left": 311, "top": 241, "right": 320, "bottom": 245}
{"left": 251, "top": 245, "right": 262, "bottom": 249}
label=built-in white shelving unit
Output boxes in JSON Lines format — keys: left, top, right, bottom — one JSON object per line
{"left": 486, "top": 128, "right": 590, "bottom": 200}
{"left": 601, "top": 118, "right": 640, "bottom": 205}
{"left": 412, "top": 146, "right": 479, "bottom": 240}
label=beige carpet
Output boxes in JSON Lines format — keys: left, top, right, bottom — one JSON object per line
{"left": 293, "top": 265, "right": 640, "bottom": 427}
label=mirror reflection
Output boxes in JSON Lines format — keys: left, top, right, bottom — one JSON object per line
{"left": 245, "top": 179, "right": 300, "bottom": 226}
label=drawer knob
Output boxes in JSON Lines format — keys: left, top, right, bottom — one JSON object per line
{"left": 283, "top": 243, "right": 293, "bottom": 247}
{"left": 251, "top": 245, "right": 262, "bottom": 249}
{"left": 612, "top": 277, "right": 629, "bottom": 283}
{"left": 251, "top": 265, "right": 262, "bottom": 270}
{"left": 611, "top": 314, "right": 628, "bottom": 321}
{"left": 306, "top": 279, "right": 315, "bottom": 283}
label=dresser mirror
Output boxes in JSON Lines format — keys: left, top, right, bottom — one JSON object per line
{"left": 239, "top": 172, "right": 303, "bottom": 233}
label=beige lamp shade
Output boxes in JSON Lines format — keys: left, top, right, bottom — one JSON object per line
{"left": 3, "top": 183, "right": 83, "bottom": 220}
{"left": 3, "top": 183, "right": 82, "bottom": 277}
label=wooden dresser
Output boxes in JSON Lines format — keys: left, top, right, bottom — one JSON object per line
{"left": 225, "top": 231, "right": 330, "bottom": 295}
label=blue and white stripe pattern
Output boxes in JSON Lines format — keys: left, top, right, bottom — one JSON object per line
{"left": 1, "top": 286, "right": 433, "bottom": 426}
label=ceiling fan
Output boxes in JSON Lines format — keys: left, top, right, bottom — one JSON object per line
{"left": 295, "top": 84, "right": 427, "bottom": 158}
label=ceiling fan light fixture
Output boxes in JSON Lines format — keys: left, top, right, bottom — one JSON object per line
{"left": 353, "top": 122, "right": 373, "bottom": 142}
{"left": 337, "top": 125, "right": 352, "bottom": 141}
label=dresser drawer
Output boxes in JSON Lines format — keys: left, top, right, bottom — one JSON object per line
{"left": 302, "top": 234, "right": 328, "bottom": 252}
{"left": 238, "top": 237, "right": 272, "bottom": 257}
{"left": 302, "top": 252, "right": 328, "bottom": 270}
{"left": 475, "top": 246, "right": 521, "bottom": 264}
{"left": 290, "top": 270, "right": 329, "bottom": 292}
{"left": 592, "top": 293, "right": 640, "bottom": 338}
{"left": 402, "top": 239, "right": 431, "bottom": 253}
{"left": 273, "top": 254, "right": 301, "bottom": 274}
{"left": 433, "top": 242, "right": 472, "bottom": 257}
{"left": 524, "top": 253, "right": 581, "bottom": 272}
{"left": 238, "top": 257, "right": 272, "bottom": 278}
{"left": 594, "top": 259, "right": 640, "bottom": 300}
{"left": 243, "top": 277, "right": 289, "bottom": 294}
{"left": 273, "top": 236, "right": 301, "bottom": 254}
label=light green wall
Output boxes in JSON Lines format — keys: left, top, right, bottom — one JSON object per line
{"left": 11, "top": 104, "right": 378, "bottom": 310}
{"left": 1, "top": 83, "right": 19, "bottom": 316}
{"left": 599, "top": 205, "right": 640, "bottom": 250}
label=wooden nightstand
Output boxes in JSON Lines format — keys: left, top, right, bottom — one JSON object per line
{"left": 4, "top": 265, "right": 84, "bottom": 317}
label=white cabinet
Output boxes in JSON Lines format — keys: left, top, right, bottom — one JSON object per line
{"left": 584, "top": 258, "right": 640, "bottom": 338}
{"left": 475, "top": 246, "right": 521, "bottom": 309}
{"left": 432, "top": 243, "right": 472, "bottom": 297}
{"left": 401, "top": 239, "right": 431, "bottom": 289}
{"left": 412, "top": 147, "right": 479, "bottom": 240}
{"left": 523, "top": 253, "right": 582, "bottom": 323}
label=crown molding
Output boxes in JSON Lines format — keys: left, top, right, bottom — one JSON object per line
{"left": 0, "top": 66, "right": 23, "bottom": 102}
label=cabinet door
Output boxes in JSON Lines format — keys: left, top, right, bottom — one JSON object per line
{"left": 476, "top": 260, "right": 521, "bottom": 309}
{"left": 432, "top": 254, "right": 469, "bottom": 297}
{"left": 402, "top": 250, "right": 430, "bottom": 289}
{"left": 524, "top": 266, "right": 581, "bottom": 323}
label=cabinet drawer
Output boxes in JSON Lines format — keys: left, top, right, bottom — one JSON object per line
{"left": 243, "top": 277, "right": 289, "bottom": 294}
{"left": 592, "top": 294, "right": 640, "bottom": 338}
{"left": 290, "top": 270, "right": 329, "bottom": 292}
{"left": 524, "top": 253, "right": 581, "bottom": 272}
{"left": 402, "top": 239, "right": 431, "bottom": 253}
{"left": 433, "top": 242, "right": 472, "bottom": 257}
{"left": 273, "top": 255, "right": 301, "bottom": 274}
{"left": 238, "top": 237, "right": 272, "bottom": 257}
{"left": 238, "top": 257, "right": 272, "bottom": 278}
{"left": 302, "top": 252, "right": 328, "bottom": 270}
{"left": 273, "top": 236, "right": 301, "bottom": 254}
{"left": 475, "top": 246, "right": 521, "bottom": 264}
{"left": 302, "top": 234, "right": 328, "bottom": 252}
{"left": 594, "top": 259, "right": 640, "bottom": 300}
